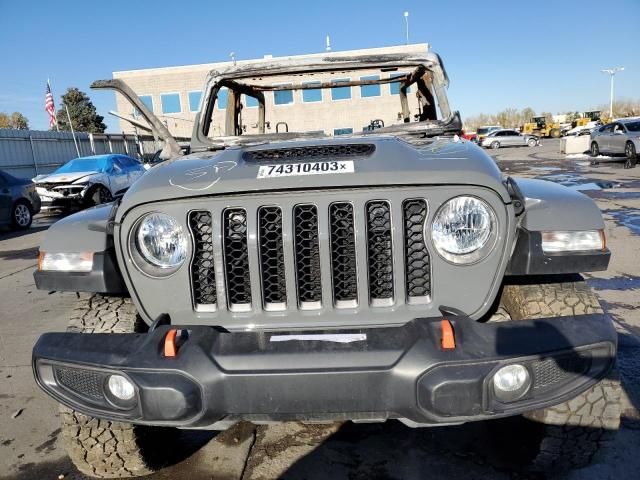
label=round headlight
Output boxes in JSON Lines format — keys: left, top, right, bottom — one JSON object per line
{"left": 134, "top": 213, "right": 188, "bottom": 270}
{"left": 431, "top": 196, "right": 496, "bottom": 264}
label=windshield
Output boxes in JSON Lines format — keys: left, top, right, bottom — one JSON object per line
{"left": 54, "top": 157, "right": 109, "bottom": 174}
{"left": 625, "top": 121, "right": 640, "bottom": 132}
{"left": 477, "top": 128, "right": 492, "bottom": 135}
{"left": 199, "top": 61, "right": 453, "bottom": 142}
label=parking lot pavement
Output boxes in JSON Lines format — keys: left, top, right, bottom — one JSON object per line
{"left": 1, "top": 139, "right": 639, "bottom": 479}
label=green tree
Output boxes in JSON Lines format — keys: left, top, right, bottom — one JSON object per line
{"left": 9, "top": 112, "right": 29, "bottom": 129}
{"left": 0, "top": 111, "right": 30, "bottom": 129}
{"left": 55, "top": 88, "right": 106, "bottom": 133}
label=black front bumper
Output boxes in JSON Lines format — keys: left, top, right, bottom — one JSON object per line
{"left": 32, "top": 313, "right": 616, "bottom": 429}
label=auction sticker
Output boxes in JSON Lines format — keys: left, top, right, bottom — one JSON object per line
{"left": 257, "top": 160, "right": 354, "bottom": 179}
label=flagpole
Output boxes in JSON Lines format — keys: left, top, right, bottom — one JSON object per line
{"left": 65, "top": 104, "right": 81, "bottom": 158}
{"left": 48, "top": 78, "right": 60, "bottom": 132}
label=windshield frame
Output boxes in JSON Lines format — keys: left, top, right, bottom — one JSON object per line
{"left": 191, "top": 52, "right": 456, "bottom": 149}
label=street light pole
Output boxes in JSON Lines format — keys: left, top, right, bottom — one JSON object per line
{"left": 601, "top": 67, "right": 624, "bottom": 118}
{"left": 404, "top": 11, "right": 409, "bottom": 45}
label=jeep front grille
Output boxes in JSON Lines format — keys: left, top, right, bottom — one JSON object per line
{"left": 293, "top": 205, "right": 322, "bottom": 309}
{"left": 188, "top": 196, "right": 432, "bottom": 313}
{"left": 329, "top": 202, "right": 358, "bottom": 307}
{"left": 222, "top": 208, "right": 252, "bottom": 311}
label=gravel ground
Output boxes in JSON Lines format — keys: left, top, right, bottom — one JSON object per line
{"left": 1, "top": 138, "right": 639, "bottom": 480}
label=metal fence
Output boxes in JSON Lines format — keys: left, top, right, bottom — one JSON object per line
{"left": 0, "top": 129, "right": 172, "bottom": 178}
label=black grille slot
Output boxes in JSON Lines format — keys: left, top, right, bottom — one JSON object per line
{"left": 329, "top": 202, "right": 358, "bottom": 306}
{"left": 532, "top": 355, "right": 590, "bottom": 391}
{"left": 244, "top": 143, "right": 375, "bottom": 162}
{"left": 55, "top": 367, "right": 104, "bottom": 401}
{"left": 258, "top": 207, "right": 287, "bottom": 309}
{"left": 222, "top": 208, "right": 252, "bottom": 310}
{"left": 403, "top": 199, "right": 431, "bottom": 301}
{"left": 189, "top": 211, "right": 217, "bottom": 308}
{"left": 293, "top": 205, "right": 322, "bottom": 308}
{"left": 366, "top": 201, "right": 394, "bottom": 305}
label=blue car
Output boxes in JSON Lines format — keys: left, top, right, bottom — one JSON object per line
{"left": 34, "top": 154, "right": 146, "bottom": 210}
{"left": 0, "top": 169, "right": 41, "bottom": 230}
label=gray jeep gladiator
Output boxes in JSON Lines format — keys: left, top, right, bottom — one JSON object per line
{"left": 32, "top": 49, "right": 620, "bottom": 477}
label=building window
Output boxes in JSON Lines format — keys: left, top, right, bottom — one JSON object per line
{"left": 302, "top": 82, "right": 322, "bottom": 103}
{"left": 334, "top": 128, "right": 353, "bottom": 136}
{"left": 160, "top": 93, "right": 181, "bottom": 114}
{"left": 138, "top": 95, "right": 153, "bottom": 112}
{"left": 390, "top": 73, "right": 411, "bottom": 95}
{"left": 331, "top": 79, "right": 351, "bottom": 101}
{"left": 217, "top": 88, "right": 228, "bottom": 109}
{"left": 273, "top": 84, "right": 294, "bottom": 105}
{"left": 360, "top": 76, "right": 381, "bottom": 98}
{"left": 188, "top": 91, "right": 202, "bottom": 112}
{"left": 244, "top": 95, "right": 259, "bottom": 108}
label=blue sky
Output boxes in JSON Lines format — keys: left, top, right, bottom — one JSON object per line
{"left": 0, "top": 0, "right": 638, "bottom": 132}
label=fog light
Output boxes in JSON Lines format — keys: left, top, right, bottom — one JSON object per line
{"left": 107, "top": 374, "right": 135, "bottom": 401}
{"left": 493, "top": 364, "right": 531, "bottom": 402}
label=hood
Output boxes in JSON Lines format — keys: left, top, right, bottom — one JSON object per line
{"left": 118, "top": 135, "right": 509, "bottom": 215}
{"left": 36, "top": 171, "right": 98, "bottom": 184}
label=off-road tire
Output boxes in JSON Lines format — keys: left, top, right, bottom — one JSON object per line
{"left": 60, "top": 294, "right": 176, "bottom": 478}
{"left": 496, "top": 279, "right": 621, "bottom": 473}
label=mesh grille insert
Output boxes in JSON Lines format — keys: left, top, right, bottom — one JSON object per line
{"left": 403, "top": 199, "right": 431, "bottom": 300}
{"left": 223, "top": 208, "right": 252, "bottom": 309}
{"left": 329, "top": 202, "right": 358, "bottom": 306}
{"left": 366, "top": 201, "right": 394, "bottom": 304}
{"left": 532, "top": 355, "right": 590, "bottom": 391}
{"left": 258, "top": 206, "right": 287, "bottom": 309}
{"left": 55, "top": 367, "right": 104, "bottom": 401}
{"left": 244, "top": 144, "right": 375, "bottom": 162}
{"left": 293, "top": 205, "right": 322, "bottom": 307}
{"left": 189, "top": 211, "right": 217, "bottom": 307}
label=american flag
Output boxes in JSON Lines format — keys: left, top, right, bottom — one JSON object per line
{"left": 45, "top": 81, "right": 57, "bottom": 128}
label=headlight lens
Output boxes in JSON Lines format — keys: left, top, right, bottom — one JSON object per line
{"left": 135, "top": 213, "right": 187, "bottom": 270}
{"left": 431, "top": 196, "right": 496, "bottom": 264}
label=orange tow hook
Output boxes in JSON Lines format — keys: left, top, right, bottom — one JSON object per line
{"left": 164, "top": 329, "right": 179, "bottom": 358}
{"left": 440, "top": 319, "right": 456, "bottom": 350}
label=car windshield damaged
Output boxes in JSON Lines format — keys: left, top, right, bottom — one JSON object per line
{"left": 191, "top": 51, "right": 461, "bottom": 149}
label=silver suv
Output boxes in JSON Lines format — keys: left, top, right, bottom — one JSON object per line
{"left": 590, "top": 118, "right": 640, "bottom": 167}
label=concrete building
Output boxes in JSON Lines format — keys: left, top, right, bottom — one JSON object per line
{"left": 112, "top": 44, "right": 430, "bottom": 139}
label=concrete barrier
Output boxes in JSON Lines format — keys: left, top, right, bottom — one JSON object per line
{"left": 561, "top": 135, "right": 590, "bottom": 154}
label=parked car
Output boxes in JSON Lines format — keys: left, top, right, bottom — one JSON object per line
{"left": 33, "top": 49, "right": 620, "bottom": 478}
{"left": 590, "top": 118, "right": 640, "bottom": 167}
{"left": 34, "top": 154, "right": 146, "bottom": 210}
{"left": 0, "top": 169, "right": 41, "bottom": 230}
{"left": 475, "top": 125, "right": 501, "bottom": 143}
{"left": 480, "top": 129, "right": 540, "bottom": 149}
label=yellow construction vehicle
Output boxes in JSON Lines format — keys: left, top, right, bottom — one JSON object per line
{"left": 521, "top": 116, "right": 563, "bottom": 138}
{"left": 573, "top": 111, "right": 602, "bottom": 128}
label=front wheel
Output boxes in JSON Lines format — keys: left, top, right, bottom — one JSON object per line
{"left": 11, "top": 200, "right": 32, "bottom": 230}
{"left": 527, "top": 138, "right": 537, "bottom": 147}
{"left": 490, "top": 141, "right": 500, "bottom": 149}
{"left": 61, "top": 295, "right": 177, "bottom": 478}
{"left": 494, "top": 280, "right": 621, "bottom": 473}
{"left": 625, "top": 142, "right": 637, "bottom": 169}
{"left": 86, "top": 185, "right": 113, "bottom": 207}
{"left": 590, "top": 141, "right": 600, "bottom": 157}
